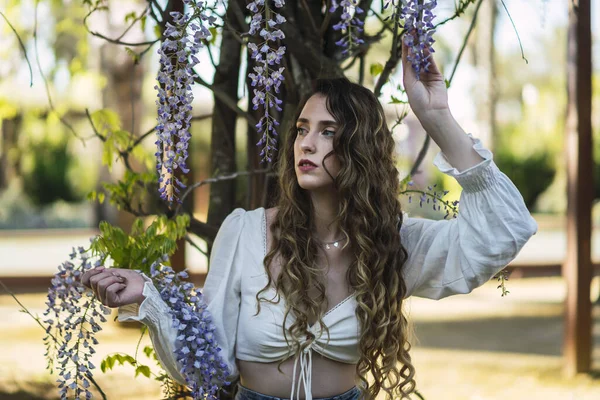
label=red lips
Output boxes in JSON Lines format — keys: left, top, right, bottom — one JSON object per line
{"left": 298, "top": 159, "right": 317, "bottom": 167}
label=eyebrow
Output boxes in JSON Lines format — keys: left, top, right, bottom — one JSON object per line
{"left": 296, "top": 118, "right": 339, "bottom": 127}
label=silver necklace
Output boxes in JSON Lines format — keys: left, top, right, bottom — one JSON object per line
{"left": 315, "top": 236, "right": 346, "bottom": 250}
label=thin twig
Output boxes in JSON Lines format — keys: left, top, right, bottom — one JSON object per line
{"left": 116, "top": 6, "right": 150, "bottom": 42}
{"left": 0, "top": 280, "right": 108, "bottom": 400}
{"left": 127, "top": 126, "right": 156, "bottom": 152}
{"left": 300, "top": 0, "right": 320, "bottom": 37}
{"left": 134, "top": 326, "right": 147, "bottom": 364}
{"left": 499, "top": 0, "right": 528, "bottom": 64}
{"left": 448, "top": 0, "right": 484, "bottom": 84}
{"left": 434, "top": 0, "right": 477, "bottom": 28}
{"left": 34, "top": 0, "right": 90, "bottom": 144}
{"left": 374, "top": 0, "right": 402, "bottom": 96}
{"left": 370, "top": 7, "right": 396, "bottom": 35}
{"left": 320, "top": 0, "right": 334, "bottom": 37}
{"left": 175, "top": 168, "right": 273, "bottom": 215}
{"left": 0, "top": 11, "right": 33, "bottom": 87}
{"left": 184, "top": 234, "right": 208, "bottom": 257}
{"left": 85, "top": 108, "right": 135, "bottom": 171}
{"left": 193, "top": 74, "right": 258, "bottom": 127}
{"left": 83, "top": 7, "right": 160, "bottom": 47}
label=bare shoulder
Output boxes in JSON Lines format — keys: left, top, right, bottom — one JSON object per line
{"left": 264, "top": 207, "right": 279, "bottom": 253}
{"left": 265, "top": 207, "right": 279, "bottom": 225}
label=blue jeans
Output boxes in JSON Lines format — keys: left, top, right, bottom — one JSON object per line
{"left": 235, "top": 384, "right": 362, "bottom": 400}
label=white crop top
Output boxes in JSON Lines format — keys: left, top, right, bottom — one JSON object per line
{"left": 235, "top": 207, "right": 361, "bottom": 399}
{"left": 118, "top": 133, "right": 539, "bottom": 399}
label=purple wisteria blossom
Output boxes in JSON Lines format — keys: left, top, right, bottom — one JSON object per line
{"left": 404, "top": 181, "right": 459, "bottom": 219}
{"left": 247, "top": 0, "right": 286, "bottom": 163}
{"left": 155, "top": 1, "right": 215, "bottom": 205}
{"left": 400, "top": 0, "right": 438, "bottom": 80}
{"left": 330, "top": 0, "right": 365, "bottom": 56}
{"left": 43, "top": 246, "right": 110, "bottom": 399}
{"left": 150, "top": 258, "right": 229, "bottom": 399}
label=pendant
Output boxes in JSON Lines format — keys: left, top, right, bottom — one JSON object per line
{"left": 333, "top": 242, "right": 340, "bottom": 248}
{"left": 325, "top": 244, "right": 331, "bottom": 250}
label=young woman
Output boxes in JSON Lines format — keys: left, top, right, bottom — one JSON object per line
{"left": 82, "top": 48, "right": 538, "bottom": 400}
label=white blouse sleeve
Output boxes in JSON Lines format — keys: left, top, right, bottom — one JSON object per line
{"left": 400, "top": 133, "right": 538, "bottom": 300}
{"left": 117, "top": 275, "right": 188, "bottom": 385}
{"left": 203, "top": 208, "right": 246, "bottom": 381}
{"left": 117, "top": 208, "right": 246, "bottom": 384}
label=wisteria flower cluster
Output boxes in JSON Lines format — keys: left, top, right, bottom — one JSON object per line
{"left": 400, "top": 0, "right": 438, "bottom": 80}
{"left": 330, "top": 0, "right": 365, "bottom": 56}
{"left": 43, "top": 246, "right": 110, "bottom": 399}
{"left": 247, "top": 0, "right": 286, "bottom": 163}
{"left": 150, "top": 257, "right": 230, "bottom": 399}
{"left": 403, "top": 181, "right": 459, "bottom": 219}
{"left": 155, "top": 1, "right": 215, "bottom": 205}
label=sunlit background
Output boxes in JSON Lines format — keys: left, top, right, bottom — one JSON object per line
{"left": 0, "top": 0, "right": 599, "bottom": 399}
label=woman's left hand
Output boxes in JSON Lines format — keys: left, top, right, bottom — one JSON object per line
{"left": 402, "top": 44, "right": 449, "bottom": 123}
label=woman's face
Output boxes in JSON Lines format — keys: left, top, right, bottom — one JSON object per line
{"left": 294, "top": 94, "right": 342, "bottom": 191}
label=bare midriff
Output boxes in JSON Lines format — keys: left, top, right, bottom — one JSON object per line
{"left": 238, "top": 355, "right": 357, "bottom": 398}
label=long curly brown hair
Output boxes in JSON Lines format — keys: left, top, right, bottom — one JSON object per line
{"left": 255, "top": 78, "right": 416, "bottom": 399}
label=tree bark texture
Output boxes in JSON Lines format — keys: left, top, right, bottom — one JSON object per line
{"left": 563, "top": 0, "right": 593, "bottom": 378}
{"left": 207, "top": 0, "right": 245, "bottom": 237}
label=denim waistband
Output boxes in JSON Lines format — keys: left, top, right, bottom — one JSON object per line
{"left": 235, "top": 383, "right": 361, "bottom": 400}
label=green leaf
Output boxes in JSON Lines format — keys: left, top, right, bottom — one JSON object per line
{"left": 389, "top": 95, "right": 407, "bottom": 105}
{"left": 141, "top": 16, "right": 147, "bottom": 32}
{"left": 124, "top": 11, "right": 137, "bottom": 24}
{"left": 399, "top": 173, "right": 413, "bottom": 192}
{"left": 114, "top": 129, "right": 132, "bottom": 148}
{"left": 101, "top": 139, "right": 115, "bottom": 171}
{"left": 370, "top": 62, "right": 384, "bottom": 77}
{"left": 102, "top": 354, "right": 116, "bottom": 371}
{"left": 125, "top": 47, "right": 140, "bottom": 64}
{"left": 91, "top": 109, "right": 121, "bottom": 134}
{"left": 135, "top": 365, "right": 151, "bottom": 378}
{"left": 97, "top": 192, "right": 105, "bottom": 204}
{"left": 143, "top": 346, "right": 154, "bottom": 359}
{"left": 131, "top": 144, "right": 154, "bottom": 170}
{"left": 209, "top": 27, "right": 218, "bottom": 45}
{"left": 154, "top": 25, "right": 162, "bottom": 39}
{"left": 445, "top": 79, "right": 450, "bottom": 88}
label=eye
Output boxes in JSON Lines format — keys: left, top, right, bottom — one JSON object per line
{"left": 323, "top": 129, "right": 336, "bottom": 137}
{"left": 296, "top": 127, "right": 307, "bottom": 135}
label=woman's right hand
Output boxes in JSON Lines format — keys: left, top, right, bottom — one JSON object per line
{"left": 81, "top": 267, "right": 146, "bottom": 308}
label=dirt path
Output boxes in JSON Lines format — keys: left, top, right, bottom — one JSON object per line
{"left": 0, "top": 277, "right": 598, "bottom": 399}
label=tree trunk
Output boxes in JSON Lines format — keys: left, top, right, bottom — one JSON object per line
{"left": 0, "top": 115, "right": 22, "bottom": 190}
{"left": 563, "top": 0, "right": 593, "bottom": 378}
{"left": 206, "top": 0, "right": 244, "bottom": 238}
{"left": 474, "top": 0, "right": 497, "bottom": 150}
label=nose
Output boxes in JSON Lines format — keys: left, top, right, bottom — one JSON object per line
{"left": 300, "top": 132, "right": 316, "bottom": 153}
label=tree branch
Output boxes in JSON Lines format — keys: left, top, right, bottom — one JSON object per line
{"left": 279, "top": 6, "right": 343, "bottom": 78}
{"left": 175, "top": 168, "right": 274, "bottom": 215}
{"left": 373, "top": 0, "right": 403, "bottom": 97}
{"left": 448, "top": 0, "right": 484, "bottom": 84}
{"left": 189, "top": 217, "right": 219, "bottom": 242}
{"left": 192, "top": 74, "right": 258, "bottom": 127}
{"left": 0, "top": 10, "right": 33, "bottom": 87}
{"left": 83, "top": 7, "right": 160, "bottom": 47}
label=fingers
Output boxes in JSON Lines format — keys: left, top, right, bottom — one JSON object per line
{"left": 401, "top": 41, "right": 409, "bottom": 67}
{"left": 96, "top": 274, "right": 126, "bottom": 305}
{"left": 402, "top": 43, "right": 418, "bottom": 88}
{"left": 104, "top": 282, "right": 127, "bottom": 307}
{"left": 81, "top": 266, "right": 105, "bottom": 288}
{"left": 83, "top": 268, "right": 127, "bottom": 306}
{"left": 421, "top": 46, "right": 441, "bottom": 77}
